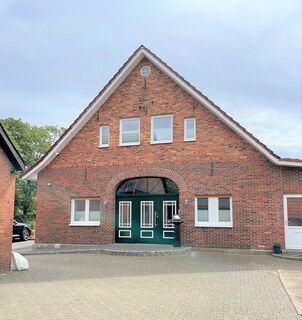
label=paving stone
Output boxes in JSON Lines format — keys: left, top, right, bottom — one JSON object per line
{"left": 0, "top": 252, "right": 302, "bottom": 319}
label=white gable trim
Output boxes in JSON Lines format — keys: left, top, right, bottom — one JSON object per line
{"left": 23, "top": 47, "right": 302, "bottom": 180}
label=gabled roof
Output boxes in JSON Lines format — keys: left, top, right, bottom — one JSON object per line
{"left": 23, "top": 45, "right": 302, "bottom": 180}
{"left": 0, "top": 123, "right": 25, "bottom": 171}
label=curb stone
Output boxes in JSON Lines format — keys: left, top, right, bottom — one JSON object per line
{"left": 272, "top": 253, "right": 302, "bottom": 261}
{"left": 16, "top": 246, "right": 192, "bottom": 257}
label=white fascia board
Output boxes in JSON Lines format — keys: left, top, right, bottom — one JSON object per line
{"left": 277, "top": 160, "right": 302, "bottom": 167}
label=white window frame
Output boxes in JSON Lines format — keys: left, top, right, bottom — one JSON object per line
{"left": 70, "top": 199, "right": 100, "bottom": 226}
{"left": 99, "top": 125, "right": 109, "bottom": 147}
{"left": 119, "top": 118, "right": 140, "bottom": 146}
{"left": 163, "top": 230, "right": 175, "bottom": 239}
{"left": 119, "top": 201, "right": 132, "bottom": 228}
{"left": 140, "top": 201, "right": 154, "bottom": 228}
{"left": 140, "top": 230, "right": 154, "bottom": 239}
{"left": 151, "top": 114, "right": 173, "bottom": 144}
{"left": 118, "top": 230, "right": 131, "bottom": 238}
{"left": 163, "top": 200, "right": 176, "bottom": 228}
{"left": 184, "top": 118, "right": 196, "bottom": 141}
{"left": 195, "top": 197, "right": 233, "bottom": 228}
{"left": 284, "top": 194, "right": 302, "bottom": 228}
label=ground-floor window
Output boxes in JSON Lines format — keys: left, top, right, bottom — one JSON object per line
{"left": 195, "top": 197, "right": 233, "bottom": 228}
{"left": 70, "top": 199, "right": 100, "bottom": 226}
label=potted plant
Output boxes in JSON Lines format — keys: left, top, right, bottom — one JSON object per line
{"left": 273, "top": 242, "right": 282, "bottom": 254}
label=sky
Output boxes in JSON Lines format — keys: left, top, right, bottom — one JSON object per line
{"left": 0, "top": 0, "right": 301, "bottom": 158}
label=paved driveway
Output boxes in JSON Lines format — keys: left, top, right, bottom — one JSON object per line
{"left": 1, "top": 252, "right": 302, "bottom": 320}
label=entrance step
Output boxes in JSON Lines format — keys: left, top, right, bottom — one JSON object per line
{"left": 16, "top": 243, "right": 192, "bottom": 256}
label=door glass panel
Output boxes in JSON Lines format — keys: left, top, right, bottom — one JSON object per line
{"left": 141, "top": 201, "right": 154, "bottom": 228}
{"left": 74, "top": 200, "right": 85, "bottom": 221}
{"left": 117, "top": 177, "right": 179, "bottom": 195}
{"left": 288, "top": 198, "right": 302, "bottom": 226}
{"left": 163, "top": 201, "right": 176, "bottom": 228}
{"left": 119, "top": 201, "right": 131, "bottom": 228}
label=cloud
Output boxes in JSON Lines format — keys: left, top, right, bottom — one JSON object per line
{"left": 0, "top": 0, "right": 301, "bottom": 157}
{"left": 233, "top": 105, "right": 302, "bottom": 158}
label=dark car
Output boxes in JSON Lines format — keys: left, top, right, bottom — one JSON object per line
{"left": 12, "top": 220, "right": 31, "bottom": 241}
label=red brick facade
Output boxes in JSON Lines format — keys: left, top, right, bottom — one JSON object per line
{"left": 0, "top": 147, "right": 16, "bottom": 273}
{"left": 35, "top": 56, "right": 302, "bottom": 249}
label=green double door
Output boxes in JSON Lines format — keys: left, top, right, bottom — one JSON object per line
{"left": 115, "top": 195, "right": 178, "bottom": 244}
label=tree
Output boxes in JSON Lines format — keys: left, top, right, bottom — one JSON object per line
{"left": 1, "top": 118, "right": 65, "bottom": 223}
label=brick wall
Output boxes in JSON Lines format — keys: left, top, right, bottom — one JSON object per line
{"left": 36, "top": 57, "right": 302, "bottom": 249}
{"left": 0, "top": 147, "right": 15, "bottom": 273}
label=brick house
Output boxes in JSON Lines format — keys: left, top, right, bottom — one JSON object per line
{"left": 0, "top": 124, "right": 24, "bottom": 273}
{"left": 23, "top": 46, "right": 302, "bottom": 250}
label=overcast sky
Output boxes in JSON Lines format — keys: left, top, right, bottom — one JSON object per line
{"left": 0, "top": 0, "right": 301, "bottom": 158}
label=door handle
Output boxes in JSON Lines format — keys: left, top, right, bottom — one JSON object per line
{"left": 154, "top": 211, "right": 159, "bottom": 227}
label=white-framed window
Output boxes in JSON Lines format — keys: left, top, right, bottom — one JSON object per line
{"left": 195, "top": 197, "right": 233, "bottom": 228}
{"left": 70, "top": 199, "right": 100, "bottom": 226}
{"left": 99, "top": 126, "right": 109, "bottom": 147}
{"left": 120, "top": 118, "right": 140, "bottom": 146}
{"left": 184, "top": 118, "right": 196, "bottom": 141}
{"left": 151, "top": 114, "right": 173, "bottom": 144}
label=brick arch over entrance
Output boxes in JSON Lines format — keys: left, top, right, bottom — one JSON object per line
{"left": 105, "top": 168, "right": 188, "bottom": 202}
{"left": 104, "top": 168, "right": 188, "bottom": 244}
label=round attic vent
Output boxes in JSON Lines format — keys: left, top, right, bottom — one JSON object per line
{"left": 140, "top": 66, "right": 151, "bottom": 77}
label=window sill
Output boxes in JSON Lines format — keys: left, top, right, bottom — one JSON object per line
{"left": 195, "top": 224, "right": 233, "bottom": 228}
{"left": 119, "top": 143, "right": 140, "bottom": 147}
{"left": 98, "top": 145, "right": 109, "bottom": 148}
{"left": 69, "top": 222, "right": 100, "bottom": 227}
{"left": 184, "top": 139, "right": 196, "bottom": 142}
{"left": 150, "top": 141, "right": 173, "bottom": 145}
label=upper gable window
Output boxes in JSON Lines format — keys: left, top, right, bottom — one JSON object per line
{"left": 120, "top": 118, "right": 140, "bottom": 146}
{"left": 140, "top": 66, "right": 151, "bottom": 77}
{"left": 151, "top": 115, "right": 173, "bottom": 144}
{"left": 184, "top": 118, "right": 196, "bottom": 141}
{"left": 99, "top": 126, "right": 109, "bottom": 147}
